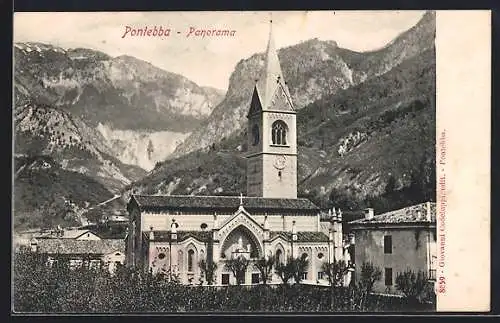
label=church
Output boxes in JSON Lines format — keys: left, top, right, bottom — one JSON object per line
{"left": 125, "top": 21, "right": 350, "bottom": 286}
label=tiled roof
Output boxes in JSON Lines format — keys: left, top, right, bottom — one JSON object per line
{"left": 131, "top": 195, "right": 319, "bottom": 212}
{"left": 349, "top": 202, "right": 436, "bottom": 226}
{"left": 35, "top": 239, "right": 125, "bottom": 255}
{"left": 34, "top": 229, "right": 100, "bottom": 240}
{"left": 269, "top": 231, "right": 329, "bottom": 242}
{"left": 143, "top": 230, "right": 328, "bottom": 243}
{"left": 144, "top": 230, "right": 212, "bottom": 242}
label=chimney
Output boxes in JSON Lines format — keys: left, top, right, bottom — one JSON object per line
{"left": 337, "top": 208, "right": 343, "bottom": 222}
{"left": 364, "top": 208, "right": 374, "bottom": 220}
{"left": 292, "top": 220, "right": 297, "bottom": 241}
{"left": 331, "top": 208, "right": 337, "bottom": 222}
{"left": 426, "top": 202, "right": 432, "bottom": 221}
{"left": 282, "top": 214, "right": 286, "bottom": 231}
{"left": 149, "top": 226, "right": 155, "bottom": 241}
{"left": 30, "top": 238, "right": 38, "bottom": 252}
{"left": 263, "top": 214, "right": 269, "bottom": 231}
{"left": 213, "top": 212, "right": 218, "bottom": 230}
{"left": 171, "top": 219, "right": 178, "bottom": 241}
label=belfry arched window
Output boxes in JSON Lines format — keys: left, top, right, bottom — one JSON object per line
{"left": 252, "top": 124, "right": 260, "bottom": 146}
{"left": 271, "top": 120, "right": 288, "bottom": 145}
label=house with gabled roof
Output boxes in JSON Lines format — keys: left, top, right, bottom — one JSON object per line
{"left": 349, "top": 202, "right": 437, "bottom": 295}
{"left": 30, "top": 238, "right": 125, "bottom": 273}
{"left": 34, "top": 228, "right": 102, "bottom": 241}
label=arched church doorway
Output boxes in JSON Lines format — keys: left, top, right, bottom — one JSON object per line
{"left": 220, "top": 225, "right": 262, "bottom": 285}
{"left": 221, "top": 225, "right": 262, "bottom": 260}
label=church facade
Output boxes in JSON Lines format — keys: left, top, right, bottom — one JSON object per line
{"left": 125, "top": 21, "right": 349, "bottom": 286}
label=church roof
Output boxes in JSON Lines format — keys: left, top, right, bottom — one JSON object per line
{"left": 144, "top": 230, "right": 328, "bottom": 243}
{"left": 130, "top": 195, "right": 320, "bottom": 212}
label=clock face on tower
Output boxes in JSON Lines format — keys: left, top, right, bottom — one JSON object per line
{"left": 273, "top": 155, "right": 286, "bottom": 170}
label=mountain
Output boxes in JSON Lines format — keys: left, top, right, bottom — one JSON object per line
{"left": 13, "top": 99, "right": 141, "bottom": 228}
{"left": 171, "top": 11, "right": 435, "bottom": 158}
{"left": 14, "top": 155, "right": 116, "bottom": 230}
{"left": 13, "top": 43, "right": 224, "bottom": 229}
{"left": 13, "top": 43, "right": 225, "bottom": 170}
{"left": 14, "top": 101, "right": 143, "bottom": 190}
{"left": 129, "top": 11, "right": 436, "bottom": 214}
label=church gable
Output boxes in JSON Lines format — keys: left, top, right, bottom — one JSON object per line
{"left": 216, "top": 207, "right": 264, "bottom": 242}
{"left": 268, "top": 82, "right": 294, "bottom": 112}
{"left": 247, "top": 86, "right": 263, "bottom": 117}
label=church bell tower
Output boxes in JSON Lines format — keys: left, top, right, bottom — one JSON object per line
{"left": 246, "top": 20, "right": 297, "bottom": 199}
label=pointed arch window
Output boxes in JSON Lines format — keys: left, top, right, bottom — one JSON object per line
{"left": 188, "top": 249, "right": 195, "bottom": 272}
{"left": 276, "top": 249, "right": 282, "bottom": 264}
{"left": 272, "top": 120, "right": 288, "bottom": 145}
{"left": 178, "top": 250, "right": 183, "bottom": 271}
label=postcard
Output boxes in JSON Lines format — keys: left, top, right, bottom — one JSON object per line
{"left": 11, "top": 10, "right": 490, "bottom": 313}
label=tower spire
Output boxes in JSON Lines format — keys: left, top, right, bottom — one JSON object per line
{"left": 257, "top": 17, "right": 288, "bottom": 109}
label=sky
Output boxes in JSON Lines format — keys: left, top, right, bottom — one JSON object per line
{"left": 14, "top": 11, "right": 425, "bottom": 90}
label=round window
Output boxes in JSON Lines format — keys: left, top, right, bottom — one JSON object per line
{"left": 158, "top": 253, "right": 166, "bottom": 260}
{"left": 317, "top": 253, "right": 324, "bottom": 259}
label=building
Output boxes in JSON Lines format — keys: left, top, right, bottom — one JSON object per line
{"left": 30, "top": 238, "right": 125, "bottom": 273}
{"left": 34, "top": 228, "right": 102, "bottom": 241}
{"left": 126, "top": 21, "right": 349, "bottom": 286}
{"left": 105, "top": 215, "right": 129, "bottom": 224}
{"left": 349, "top": 202, "right": 437, "bottom": 295}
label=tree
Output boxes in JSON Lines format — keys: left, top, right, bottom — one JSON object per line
{"left": 275, "top": 259, "right": 294, "bottom": 285}
{"left": 291, "top": 254, "right": 309, "bottom": 284}
{"left": 147, "top": 139, "right": 154, "bottom": 159}
{"left": 254, "top": 256, "right": 275, "bottom": 285}
{"left": 318, "top": 128, "right": 325, "bottom": 150}
{"left": 359, "top": 262, "right": 382, "bottom": 295}
{"left": 395, "top": 269, "right": 432, "bottom": 304}
{"left": 321, "top": 260, "right": 349, "bottom": 309}
{"left": 198, "top": 259, "right": 217, "bottom": 285}
{"left": 416, "top": 151, "right": 436, "bottom": 202}
{"left": 385, "top": 174, "right": 397, "bottom": 194}
{"left": 275, "top": 255, "right": 309, "bottom": 285}
{"left": 322, "top": 260, "right": 349, "bottom": 288}
{"left": 226, "top": 256, "right": 249, "bottom": 285}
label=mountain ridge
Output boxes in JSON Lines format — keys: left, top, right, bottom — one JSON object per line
{"left": 171, "top": 11, "right": 435, "bottom": 158}
{"left": 14, "top": 11, "right": 436, "bottom": 229}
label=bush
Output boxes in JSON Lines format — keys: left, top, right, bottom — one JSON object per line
{"left": 359, "top": 262, "right": 382, "bottom": 295}
{"left": 395, "top": 269, "right": 435, "bottom": 304}
{"left": 12, "top": 252, "right": 435, "bottom": 313}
